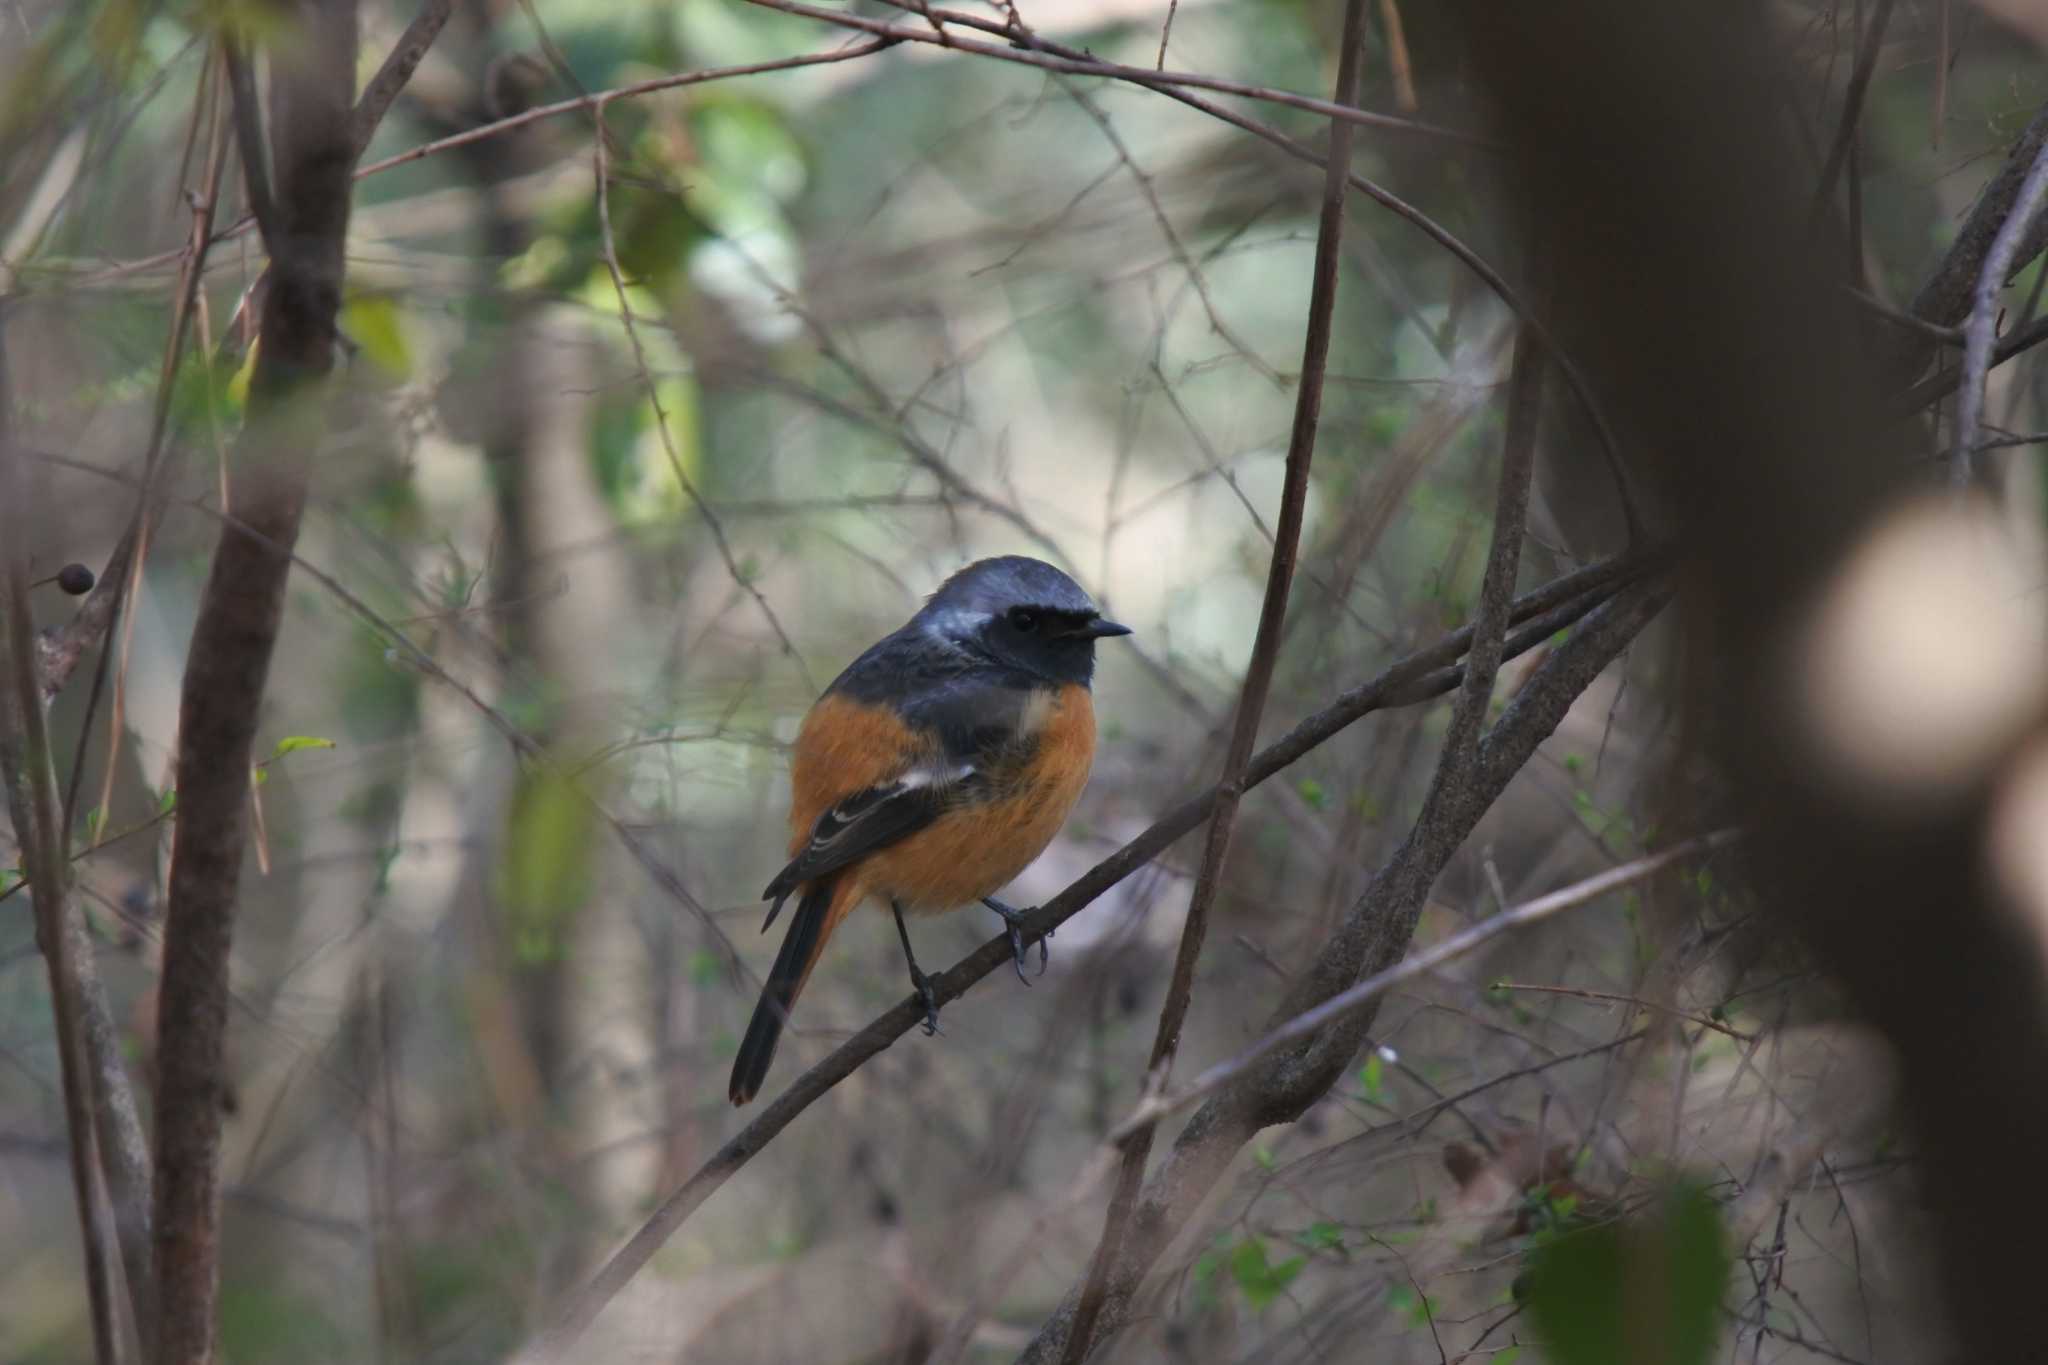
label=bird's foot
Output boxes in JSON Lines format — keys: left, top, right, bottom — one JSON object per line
{"left": 909, "top": 965, "right": 942, "bottom": 1037}
{"left": 982, "top": 897, "right": 1052, "bottom": 983}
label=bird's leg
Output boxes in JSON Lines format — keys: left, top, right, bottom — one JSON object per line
{"left": 892, "top": 899, "right": 942, "bottom": 1036}
{"left": 982, "top": 897, "right": 1051, "bottom": 982}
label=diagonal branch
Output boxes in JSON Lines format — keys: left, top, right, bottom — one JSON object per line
{"left": 1909, "top": 99, "right": 2048, "bottom": 334}
{"left": 1951, "top": 135, "right": 2048, "bottom": 484}
{"left": 747, "top": 0, "right": 1477, "bottom": 144}
{"left": 1036, "top": 309, "right": 1546, "bottom": 1364}
{"left": 1061, "top": 2, "right": 1369, "bottom": 1356}
{"left": 801, "top": 0, "right": 1646, "bottom": 540}
{"left": 350, "top": 0, "right": 457, "bottom": 157}
{"left": 511, "top": 548, "right": 1659, "bottom": 1362}
{"left": 1112, "top": 828, "right": 1741, "bottom": 1142}
{"left": 1014, "top": 577, "right": 1670, "bottom": 1363}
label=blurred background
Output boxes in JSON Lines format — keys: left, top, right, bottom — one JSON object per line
{"left": 2, "top": 0, "right": 2043, "bottom": 1360}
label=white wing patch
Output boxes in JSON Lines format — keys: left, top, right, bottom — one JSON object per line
{"left": 894, "top": 760, "right": 977, "bottom": 791}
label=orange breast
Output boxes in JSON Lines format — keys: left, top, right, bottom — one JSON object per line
{"left": 854, "top": 684, "right": 1096, "bottom": 913}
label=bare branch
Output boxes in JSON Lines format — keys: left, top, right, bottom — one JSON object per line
{"left": 748, "top": 0, "right": 1482, "bottom": 146}
{"left": 1063, "top": 2, "right": 1369, "bottom": 1355}
{"left": 24, "top": 448, "right": 744, "bottom": 973}
{"left": 590, "top": 103, "right": 816, "bottom": 691}
{"left": 1014, "top": 577, "right": 1669, "bottom": 1361}
{"left": 512, "top": 550, "right": 1658, "bottom": 1361}
{"left": 1898, "top": 310, "right": 2048, "bottom": 414}
{"left": 0, "top": 327, "right": 124, "bottom": 1365}
{"left": 1952, "top": 135, "right": 2048, "bottom": 484}
{"left": 1909, "top": 99, "right": 2048, "bottom": 334}
{"left": 355, "top": 37, "right": 898, "bottom": 180}
{"left": 220, "top": 34, "right": 279, "bottom": 253}
{"left": 864, "top": 0, "right": 1644, "bottom": 540}
{"left": 1112, "top": 829, "right": 1742, "bottom": 1142}
{"left": 150, "top": 3, "right": 357, "bottom": 1361}
{"left": 349, "top": 0, "right": 457, "bottom": 157}
{"left": 1810, "top": 0, "right": 1895, "bottom": 220}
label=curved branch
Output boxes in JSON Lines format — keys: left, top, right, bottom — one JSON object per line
{"left": 1015, "top": 577, "right": 1670, "bottom": 1362}
{"left": 1063, "top": 2, "right": 1369, "bottom": 1353}
{"left": 510, "top": 551, "right": 1659, "bottom": 1362}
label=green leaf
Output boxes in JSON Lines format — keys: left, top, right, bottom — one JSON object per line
{"left": 1228, "top": 1236, "right": 1305, "bottom": 1310}
{"left": 340, "top": 293, "right": 412, "bottom": 377}
{"left": 495, "top": 769, "right": 597, "bottom": 963}
{"left": 1297, "top": 777, "right": 1326, "bottom": 810}
{"left": 1523, "top": 1180, "right": 1729, "bottom": 1365}
{"left": 1297, "top": 1221, "right": 1345, "bottom": 1252}
{"left": 1360, "top": 1051, "right": 1386, "bottom": 1102}
{"left": 273, "top": 735, "right": 338, "bottom": 758}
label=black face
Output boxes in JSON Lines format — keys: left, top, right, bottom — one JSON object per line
{"left": 918, "top": 556, "right": 1132, "bottom": 686}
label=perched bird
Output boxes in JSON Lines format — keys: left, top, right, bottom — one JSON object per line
{"left": 729, "top": 556, "right": 1131, "bottom": 1106}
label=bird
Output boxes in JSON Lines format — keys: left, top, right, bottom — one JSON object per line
{"left": 728, "top": 556, "right": 1132, "bottom": 1106}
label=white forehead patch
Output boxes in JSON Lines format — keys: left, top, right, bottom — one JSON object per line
{"left": 920, "top": 607, "right": 994, "bottom": 646}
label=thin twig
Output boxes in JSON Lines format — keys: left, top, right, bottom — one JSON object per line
{"left": 747, "top": 0, "right": 1481, "bottom": 145}
{"left": 220, "top": 34, "right": 279, "bottom": 254}
{"left": 589, "top": 100, "right": 816, "bottom": 690}
{"left": 356, "top": 37, "right": 897, "bottom": 180}
{"left": 36, "top": 78, "right": 234, "bottom": 707}
{"left": 23, "top": 449, "right": 743, "bottom": 971}
{"left": 1488, "top": 981, "right": 1751, "bottom": 1039}
{"left": 1951, "top": 134, "right": 2048, "bottom": 483}
{"left": 1060, "top": 4, "right": 1368, "bottom": 1357}
{"left": 1843, "top": 284, "right": 1962, "bottom": 343}
{"left": 1014, "top": 579, "right": 1673, "bottom": 1363}
{"left": 844, "top": 0, "right": 1643, "bottom": 541}
{"left": 1134, "top": 843, "right": 1752, "bottom": 1146}
{"left": 513, "top": 553, "right": 1660, "bottom": 1362}
{"left": 349, "top": 0, "right": 458, "bottom": 156}
{"left": 59, "top": 39, "right": 902, "bottom": 293}
{"left": 1810, "top": 0, "right": 1894, "bottom": 220}
{"left": 0, "top": 326, "right": 124, "bottom": 1365}
{"left": 1897, "top": 311, "right": 2048, "bottom": 414}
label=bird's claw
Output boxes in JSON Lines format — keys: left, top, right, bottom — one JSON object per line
{"left": 910, "top": 967, "right": 942, "bottom": 1037}
{"left": 985, "top": 898, "right": 1053, "bottom": 983}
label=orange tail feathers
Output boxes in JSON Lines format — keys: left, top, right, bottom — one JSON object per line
{"left": 729, "top": 875, "right": 861, "bottom": 1106}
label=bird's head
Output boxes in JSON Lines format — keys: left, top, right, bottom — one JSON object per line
{"left": 917, "top": 556, "right": 1132, "bottom": 686}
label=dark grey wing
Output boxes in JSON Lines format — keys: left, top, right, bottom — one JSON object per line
{"left": 759, "top": 766, "right": 970, "bottom": 923}
{"left": 760, "top": 631, "right": 1037, "bottom": 930}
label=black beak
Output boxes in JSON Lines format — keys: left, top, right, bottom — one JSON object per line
{"left": 1075, "top": 616, "right": 1133, "bottom": 640}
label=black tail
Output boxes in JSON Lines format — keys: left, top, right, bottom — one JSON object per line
{"left": 729, "top": 878, "right": 837, "bottom": 1105}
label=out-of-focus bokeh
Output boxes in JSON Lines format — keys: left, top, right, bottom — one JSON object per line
{"left": 1, "top": 0, "right": 2044, "bottom": 1360}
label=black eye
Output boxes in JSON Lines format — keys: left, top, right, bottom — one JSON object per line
{"left": 1009, "top": 607, "right": 1040, "bottom": 633}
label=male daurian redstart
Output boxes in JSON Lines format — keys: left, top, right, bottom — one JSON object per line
{"left": 729, "top": 556, "right": 1130, "bottom": 1105}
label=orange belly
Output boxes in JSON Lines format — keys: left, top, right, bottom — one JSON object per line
{"left": 852, "top": 684, "right": 1095, "bottom": 914}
